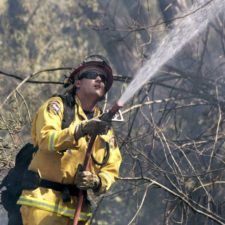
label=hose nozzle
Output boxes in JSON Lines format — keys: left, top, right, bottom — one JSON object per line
{"left": 101, "top": 102, "right": 123, "bottom": 122}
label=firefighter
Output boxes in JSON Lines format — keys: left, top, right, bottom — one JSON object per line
{"left": 17, "top": 55, "right": 122, "bottom": 225}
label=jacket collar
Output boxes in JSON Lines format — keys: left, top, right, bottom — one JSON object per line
{"left": 75, "top": 96, "right": 101, "bottom": 120}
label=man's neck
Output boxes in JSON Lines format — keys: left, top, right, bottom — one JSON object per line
{"left": 76, "top": 94, "right": 97, "bottom": 112}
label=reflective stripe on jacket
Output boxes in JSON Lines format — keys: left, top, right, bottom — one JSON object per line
{"left": 17, "top": 195, "right": 91, "bottom": 221}
{"left": 17, "top": 96, "right": 122, "bottom": 219}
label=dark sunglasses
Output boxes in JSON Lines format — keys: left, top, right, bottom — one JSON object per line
{"left": 78, "top": 71, "right": 107, "bottom": 84}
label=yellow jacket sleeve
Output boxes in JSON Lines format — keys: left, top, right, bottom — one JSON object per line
{"left": 32, "top": 96, "right": 77, "bottom": 152}
{"left": 93, "top": 130, "right": 122, "bottom": 194}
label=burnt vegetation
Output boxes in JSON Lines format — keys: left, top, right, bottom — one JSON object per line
{"left": 1, "top": 0, "right": 225, "bottom": 225}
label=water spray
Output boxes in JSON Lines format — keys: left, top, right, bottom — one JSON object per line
{"left": 73, "top": 0, "right": 224, "bottom": 224}
{"left": 119, "top": 0, "right": 222, "bottom": 106}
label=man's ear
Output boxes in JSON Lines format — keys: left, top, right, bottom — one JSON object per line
{"left": 75, "top": 79, "right": 81, "bottom": 88}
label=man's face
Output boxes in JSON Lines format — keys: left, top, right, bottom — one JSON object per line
{"left": 75, "top": 68, "right": 107, "bottom": 101}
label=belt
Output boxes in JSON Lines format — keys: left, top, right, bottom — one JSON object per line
{"left": 39, "top": 179, "right": 80, "bottom": 196}
{"left": 22, "top": 170, "right": 82, "bottom": 202}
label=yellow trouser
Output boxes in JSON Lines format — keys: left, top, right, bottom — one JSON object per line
{"left": 20, "top": 205, "right": 90, "bottom": 225}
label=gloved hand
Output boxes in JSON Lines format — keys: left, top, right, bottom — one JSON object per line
{"left": 74, "top": 117, "right": 111, "bottom": 140}
{"left": 74, "top": 167, "right": 100, "bottom": 190}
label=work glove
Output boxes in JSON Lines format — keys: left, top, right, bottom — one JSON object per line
{"left": 74, "top": 166, "right": 100, "bottom": 191}
{"left": 74, "top": 117, "right": 111, "bottom": 140}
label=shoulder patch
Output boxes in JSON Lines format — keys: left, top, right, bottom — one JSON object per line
{"left": 47, "top": 101, "right": 61, "bottom": 115}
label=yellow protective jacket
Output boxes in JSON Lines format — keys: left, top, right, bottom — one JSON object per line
{"left": 17, "top": 96, "right": 122, "bottom": 222}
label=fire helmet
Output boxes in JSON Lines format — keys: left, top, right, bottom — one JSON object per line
{"left": 64, "top": 55, "right": 113, "bottom": 92}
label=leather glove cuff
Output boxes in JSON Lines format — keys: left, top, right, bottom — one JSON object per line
{"left": 74, "top": 123, "right": 85, "bottom": 141}
{"left": 93, "top": 175, "right": 101, "bottom": 192}
{"left": 92, "top": 175, "right": 101, "bottom": 191}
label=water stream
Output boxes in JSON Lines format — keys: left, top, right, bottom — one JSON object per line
{"left": 118, "top": 0, "right": 223, "bottom": 106}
